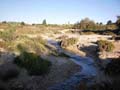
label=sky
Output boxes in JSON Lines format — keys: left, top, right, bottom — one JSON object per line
{"left": 0, "top": 0, "right": 120, "bottom": 24}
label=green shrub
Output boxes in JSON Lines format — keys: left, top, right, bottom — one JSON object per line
{"left": 21, "top": 22, "right": 25, "bottom": 25}
{"left": 97, "top": 40, "right": 114, "bottom": 52}
{"left": 105, "top": 58, "right": 120, "bottom": 76}
{"left": 14, "top": 51, "right": 51, "bottom": 75}
{"left": 0, "top": 29, "right": 16, "bottom": 41}
{"left": 16, "top": 37, "right": 47, "bottom": 54}
{"left": 61, "top": 38, "right": 78, "bottom": 48}
{"left": 17, "top": 44, "right": 27, "bottom": 53}
{"left": 42, "top": 19, "right": 47, "bottom": 25}
{"left": 2, "top": 21, "right": 7, "bottom": 24}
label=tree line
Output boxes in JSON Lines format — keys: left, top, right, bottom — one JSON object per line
{"left": 72, "top": 16, "right": 120, "bottom": 30}
{"left": 1, "top": 16, "right": 120, "bottom": 31}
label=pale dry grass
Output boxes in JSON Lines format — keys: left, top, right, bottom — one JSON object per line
{"left": 65, "top": 46, "right": 86, "bottom": 56}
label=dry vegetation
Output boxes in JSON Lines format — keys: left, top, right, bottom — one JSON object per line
{"left": 0, "top": 17, "right": 120, "bottom": 90}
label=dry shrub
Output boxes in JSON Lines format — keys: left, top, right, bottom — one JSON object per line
{"left": 97, "top": 40, "right": 114, "bottom": 52}
{"left": 61, "top": 38, "right": 78, "bottom": 48}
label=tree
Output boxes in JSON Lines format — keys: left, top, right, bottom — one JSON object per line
{"left": 96, "top": 22, "right": 99, "bottom": 25}
{"left": 73, "top": 22, "right": 80, "bottom": 29}
{"left": 21, "top": 22, "right": 25, "bottom": 25}
{"left": 106, "top": 20, "right": 117, "bottom": 30}
{"left": 87, "top": 20, "right": 96, "bottom": 30}
{"left": 2, "top": 21, "right": 7, "bottom": 24}
{"left": 100, "top": 22, "right": 103, "bottom": 25}
{"left": 73, "top": 18, "right": 96, "bottom": 30}
{"left": 107, "top": 20, "right": 112, "bottom": 25}
{"left": 116, "top": 16, "right": 120, "bottom": 28}
{"left": 79, "top": 18, "right": 95, "bottom": 30}
{"left": 42, "top": 19, "right": 47, "bottom": 25}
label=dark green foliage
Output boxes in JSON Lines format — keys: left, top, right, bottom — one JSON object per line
{"left": 42, "top": 19, "right": 47, "bottom": 25}
{"left": 97, "top": 40, "right": 114, "bottom": 52}
{"left": 61, "top": 38, "right": 78, "bottom": 48}
{"left": 116, "top": 16, "right": 120, "bottom": 28}
{"left": 32, "top": 23, "right": 35, "bottom": 26}
{"left": 73, "top": 18, "right": 103, "bottom": 30}
{"left": 21, "top": 22, "right": 25, "bottom": 25}
{"left": 73, "top": 18, "right": 117, "bottom": 30}
{"left": 14, "top": 51, "right": 51, "bottom": 75}
{"left": 107, "top": 20, "right": 112, "bottom": 25}
{"left": 17, "top": 44, "right": 27, "bottom": 53}
{"left": 2, "top": 21, "right": 7, "bottom": 24}
{"left": 105, "top": 58, "right": 120, "bottom": 76}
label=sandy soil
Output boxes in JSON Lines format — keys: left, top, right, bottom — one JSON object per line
{"left": 0, "top": 53, "right": 81, "bottom": 90}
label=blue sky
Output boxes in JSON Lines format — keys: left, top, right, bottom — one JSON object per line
{"left": 0, "top": 0, "right": 120, "bottom": 24}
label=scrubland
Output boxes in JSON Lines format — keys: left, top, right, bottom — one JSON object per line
{"left": 0, "top": 21, "right": 120, "bottom": 90}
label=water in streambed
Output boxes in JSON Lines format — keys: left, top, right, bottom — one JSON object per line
{"left": 47, "top": 40, "right": 98, "bottom": 90}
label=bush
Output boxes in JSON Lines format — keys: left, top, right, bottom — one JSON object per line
{"left": 61, "top": 38, "right": 78, "bottom": 48}
{"left": 97, "top": 40, "right": 114, "bottom": 52}
{"left": 21, "top": 22, "right": 25, "bottom": 25}
{"left": 14, "top": 51, "right": 51, "bottom": 75}
{"left": 42, "top": 19, "right": 47, "bottom": 25}
{"left": 0, "top": 29, "right": 16, "bottom": 41}
{"left": 16, "top": 37, "right": 47, "bottom": 54}
{"left": 105, "top": 58, "right": 120, "bottom": 76}
{"left": 2, "top": 21, "right": 7, "bottom": 24}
